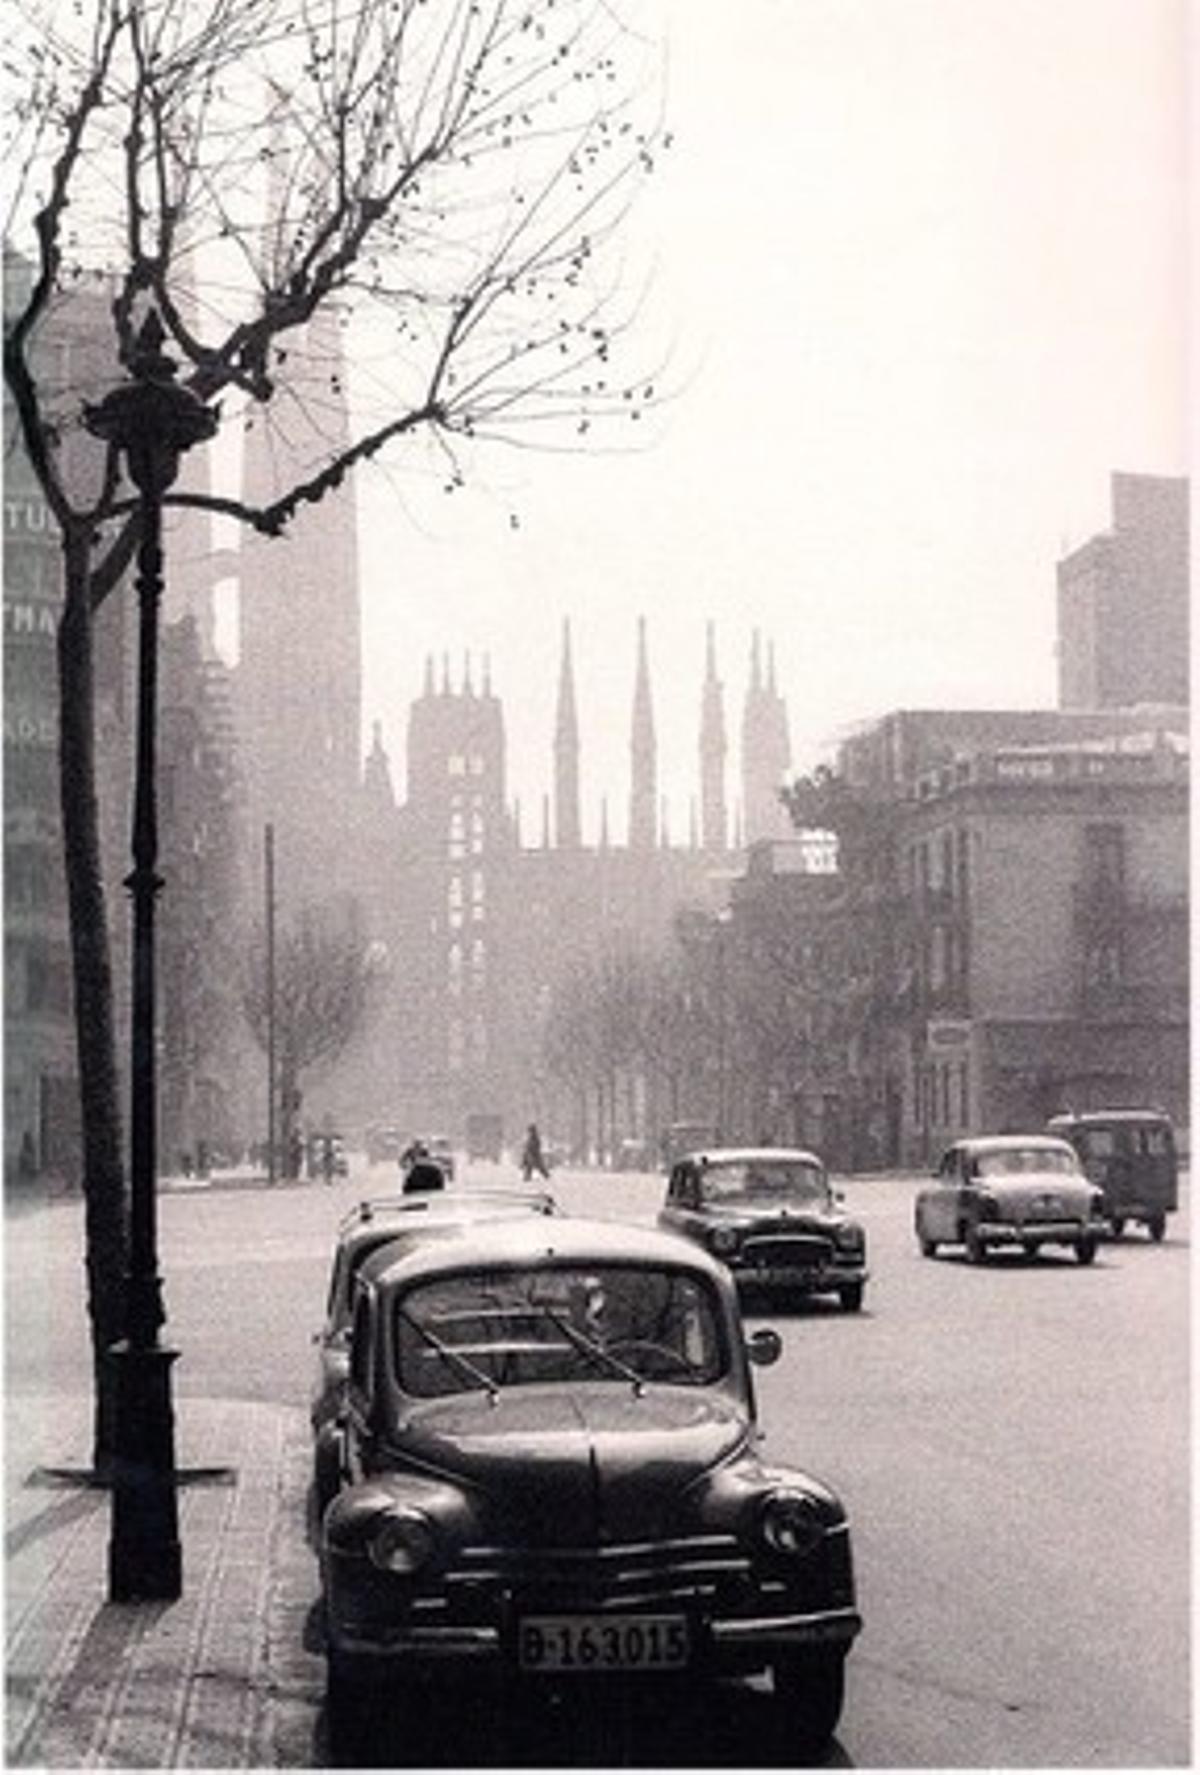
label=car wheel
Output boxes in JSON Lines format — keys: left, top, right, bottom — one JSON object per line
{"left": 964, "top": 1226, "right": 988, "bottom": 1264}
{"left": 773, "top": 1647, "right": 846, "bottom": 1755}
{"left": 918, "top": 1236, "right": 938, "bottom": 1258}
{"left": 1109, "top": 1217, "right": 1125, "bottom": 1239}
{"left": 1075, "top": 1236, "right": 1097, "bottom": 1265}
{"left": 838, "top": 1282, "right": 864, "bottom": 1313}
{"left": 1147, "top": 1214, "right": 1167, "bottom": 1243}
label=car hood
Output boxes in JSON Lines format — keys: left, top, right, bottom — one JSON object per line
{"left": 394, "top": 1387, "right": 749, "bottom": 1543}
{"left": 980, "top": 1172, "right": 1094, "bottom": 1210}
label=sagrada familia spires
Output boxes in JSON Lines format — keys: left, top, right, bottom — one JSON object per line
{"left": 699, "top": 621, "right": 728, "bottom": 853}
{"left": 741, "top": 630, "right": 792, "bottom": 844}
{"left": 554, "top": 619, "right": 581, "bottom": 850}
{"left": 629, "top": 616, "right": 657, "bottom": 852}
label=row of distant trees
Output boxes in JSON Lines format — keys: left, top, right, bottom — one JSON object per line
{"left": 540, "top": 768, "right": 910, "bottom": 1170}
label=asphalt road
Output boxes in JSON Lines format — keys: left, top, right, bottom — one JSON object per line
{"left": 5, "top": 1159, "right": 1190, "bottom": 1767}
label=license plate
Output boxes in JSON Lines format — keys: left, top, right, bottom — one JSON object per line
{"left": 517, "top": 1614, "right": 689, "bottom": 1672}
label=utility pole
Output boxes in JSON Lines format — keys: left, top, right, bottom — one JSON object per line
{"left": 265, "top": 822, "right": 276, "bottom": 1184}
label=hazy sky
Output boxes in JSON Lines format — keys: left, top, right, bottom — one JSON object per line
{"left": 348, "top": 0, "right": 1188, "bottom": 844}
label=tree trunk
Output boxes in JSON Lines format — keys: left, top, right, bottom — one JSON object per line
{"left": 58, "top": 537, "right": 128, "bottom": 1479}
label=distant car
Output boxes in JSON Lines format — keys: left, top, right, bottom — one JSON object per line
{"left": 310, "top": 1189, "right": 558, "bottom": 1469}
{"left": 914, "top": 1135, "right": 1106, "bottom": 1264}
{"left": 1047, "top": 1109, "right": 1178, "bottom": 1241}
{"left": 658, "top": 1147, "right": 868, "bottom": 1312}
{"left": 317, "top": 1215, "right": 861, "bottom": 1761}
{"left": 308, "top": 1132, "right": 349, "bottom": 1179}
{"left": 400, "top": 1134, "right": 456, "bottom": 1183}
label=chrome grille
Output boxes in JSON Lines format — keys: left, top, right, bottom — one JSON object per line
{"left": 741, "top": 1235, "right": 831, "bottom": 1270}
{"left": 442, "top": 1534, "right": 751, "bottom": 1611}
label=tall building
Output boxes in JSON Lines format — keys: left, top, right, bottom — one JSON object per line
{"left": 699, "top": 622, "right": 728, "bottom": 853}
{"left": 235, "top": 300, "right": 363, "bottom": 906}
{"left": 628, "top": 617, "right": 657, "bottom": 851}
{"left": 1057, "top": 472, "right": 1189, "bottom": 710}
{"left": 741, "top": 631, "right": 792, "bottom": 843}
{"left": 2, "top": 254, "right": 134, "bottom": 1183}
{"left": 553, "top": 621, "right": 581, "bottom": 849}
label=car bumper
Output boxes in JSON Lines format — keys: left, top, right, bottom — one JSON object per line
{"left": 731, "top": 1263, "right": 867, "bottom": 1292}
{"left": 328, "top": 1604, "right": 862, "bottom": 1669}
{"left": 975, "top": 1219, "right": 1103, "bottom": 1245}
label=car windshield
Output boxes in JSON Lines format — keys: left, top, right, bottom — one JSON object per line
{"left": 395, "top": 1263, "right": 725, "bottom": 1397}
{"left": 700, "top": 1159, "right": 828, "bottom": 1206}
{"left": 973, "top": 1147, "right": 1080, "bottom": 1177}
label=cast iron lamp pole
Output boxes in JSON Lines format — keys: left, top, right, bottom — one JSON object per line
{"left": 84, "top": 310, "right": 218, "bottom": 1602}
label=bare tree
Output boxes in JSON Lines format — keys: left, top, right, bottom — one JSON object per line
{"left": 242, "top": 901, "right": 374, "bottom": 1178}
{"left": 3, "top": 0, "right": 662, "bottom": 1468}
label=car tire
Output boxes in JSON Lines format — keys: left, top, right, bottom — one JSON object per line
{"left": 1147, "top": 1214, "right": 1167, "bottom": 1243}
{"left": 964, "top": 1226, "right": 988, "bottom": 1264}
{"left": 1109, "top": 1217, "right": 1125, "bottom": 1239}
{"left": 1075, "top": 1237, "right": 1097, "bottom": 1266}
{"left": 773, "top": 1646, "right": 846, "bottom": 1754}
{"left": 918, "top": 1236, "right": 938, "bottom": 1258}
{"left": 838, "top": 1283, "right": 864, "bottom": 1313}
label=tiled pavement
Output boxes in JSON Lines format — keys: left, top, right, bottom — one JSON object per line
{"left": 5, "top": 1394, "right": 325, "bottom": 1768}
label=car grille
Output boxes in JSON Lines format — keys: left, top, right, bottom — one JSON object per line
{"left": 439, "top": 1534, "right": 752, "bottom": 1612}
{"left": 740, "top": 1235, "right": 832, "bottom": 1270}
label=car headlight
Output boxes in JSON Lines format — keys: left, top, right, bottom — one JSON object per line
{"left": 975, "top": 1193, "right": 1000, "bottom": 1219}
{"left": 759, "top": 1488, "right": 826, "bottom": 1557}
{"left": 369, "top": 1507, "right": 437, "bottom": 1574}
{"left": 834, "top": 1224, "right": 864, "bottom": 1252}
{"left": 1089, "top": 1190, "right": 1105, "bottom": 1216}
{"left": 709, "top": 1224, "right": 740, "bottom": 1257}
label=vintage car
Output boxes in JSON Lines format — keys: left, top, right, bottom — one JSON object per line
{"left": 658, "top": 1147, "right": 868, "bottom": 1312}
{"left": 311, "top": 1190, "right": 558, "bottom": 1464}
{"left": 1047, "top": 1108, "right": 1178, "bottom": 1241}
{"left": 317, "top": 1216, "right": 861, "bottom": 1759}
{"left": 914, "top": 1134, "right": 1107, "bottom": 1263}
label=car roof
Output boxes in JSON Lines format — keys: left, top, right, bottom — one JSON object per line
{"left": 952, "top": 1134, "right": 1075, "bottom": 1154}
{"left": 679, "top": 1146, "right": 825, "bottom": 1169}
{"left": 336, "top": 1190, "right": 555, "bottom": 1243}
{"left": 363, "top": 1214, "right": 729, "bottom": 1293}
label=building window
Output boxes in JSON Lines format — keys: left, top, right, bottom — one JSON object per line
{"left": 448, "top": 755, "right": 466, "bottom": 777}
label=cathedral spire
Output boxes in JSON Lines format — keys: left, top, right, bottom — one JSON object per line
{"left": 741, "top": 631, "right": 792, "bottom": 845}
{"left": 629, "top": 616, "right": 657, "bottom": 851}
{"left": 699, "top": 619, "right": 727, "bottom": 853}
{"left": 553, "top": 618, "right": 581, "bottom": 849}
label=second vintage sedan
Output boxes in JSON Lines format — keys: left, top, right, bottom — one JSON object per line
{"left": 915, "top": 1134, "right": 1107, "bottom": 1264}
{"left": 659, "top": 1147, "right": 868, "bottom": 1312}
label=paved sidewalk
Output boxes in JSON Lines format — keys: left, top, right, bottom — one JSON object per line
{"left": 5, "top": 1394, "right": 325, "bottom": 1768}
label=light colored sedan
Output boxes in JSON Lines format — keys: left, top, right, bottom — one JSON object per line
{"left": 914, "top": 1135, "right": 1106, "bottom": 1265}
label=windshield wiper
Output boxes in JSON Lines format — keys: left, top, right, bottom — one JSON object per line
{"left": 398, "top": 1306, "right": 500, "bottom": 1402}
{"left": 539, "top": 1307, "right": 646, "bottom": 1394}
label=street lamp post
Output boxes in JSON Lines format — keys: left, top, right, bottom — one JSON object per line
{"left": 84, "top": 310, "right": 218, "bottom": 1602}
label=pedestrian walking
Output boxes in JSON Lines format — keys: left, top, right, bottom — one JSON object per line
{"left": 521, "top": 1122, "right": 550, "bottom": 1181}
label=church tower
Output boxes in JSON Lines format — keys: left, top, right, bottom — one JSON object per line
{"left": 741, "top": 630, "right": 792, "bottom": 845}
{"left": 699, "top": 621, "right": 727, "bottom": 853}
{"left": 235, "top": 296, "right": 363, "bottom": 901}
{"left": 553, "top": 619, "right": 581, "bottom": 849}
{"left": 629, "top": 616, "right": 657, "bottom": 851}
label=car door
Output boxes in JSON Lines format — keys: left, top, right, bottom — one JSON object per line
{"left": 925, "top": 1146, "right": 962, "bottom": 1241}
{"left": 659, "top": 1162, "right": 700, "bottom": 1243}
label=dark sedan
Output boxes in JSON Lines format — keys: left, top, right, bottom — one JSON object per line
{"left": 317, "top": 1215, "right": 861, "bottom": 1761}
{"left": 659, "top": 1147, "right": 869, "bottom": 1312}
